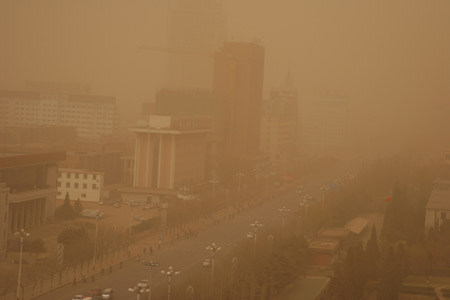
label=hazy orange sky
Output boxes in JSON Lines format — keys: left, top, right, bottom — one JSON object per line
{"left": 1, "top": 0, "right": 449, "bottom": 151}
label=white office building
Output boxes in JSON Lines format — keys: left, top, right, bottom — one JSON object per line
{"left": 57, "top": 169, "right": 104, "bottom": 203}
{"left": 0, "top": 90, "right": 118, "bottom": 139}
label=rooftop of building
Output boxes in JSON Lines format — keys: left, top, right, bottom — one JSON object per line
{"left": 131, "top": 115, "right": 212, "bottom": 134}
{"left": 426, "top": 190, "right": 450, "bottom": 210}
{"left": 58, "top": 168, "right": 104, "bottom": 175}
{"left": 345, "top": 217, "right": 369, "bottom": 235}
{"left": 0, "top": 90, "right": 116, "bottom": 105}
{"left": 318, "top": 227, "right": 350, "bottom": 240}
{"left": 0, "top": 150, "right": 66, "bottom": 169}
{"left": 433, "top": 178, "right": 450, "bottom": 191}
{"left": 308, "top": 239, "right": 340, "bottom": 252}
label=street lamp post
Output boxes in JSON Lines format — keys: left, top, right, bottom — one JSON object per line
{"left": 301, "top": 197, "right": 309, "bottom": 218}
{"left": 249, "top": 221, "right": 263, "bottom": 255}
{"left": 210, "top": 178, "right": 219, "bottom": 202}
{"left": 320, "top": 185, "right": 328, "bottom": 207}
{"left": 161, "top": 266, "right": 180, "bottom": 300}
{"left": 278, "top": 206, "right": 291, "bottom": 234}
{"left": 296, "top": 216, "right": 303, "bottom": 237}
{"left": 236, "top": 172, "right": 244, "bottom": 206}
{"left": 128, "top": 201, "right": 134, "bottom": 246}
{"left": 92, "top": 211, "right": 101, "bottom": 270}
{"left": 128, "top": 286, "right": 149, "bottom": 300}
{"left": 143, "top": 261, "right": 160, "bottom": 300}
{"left": 15, "top": 229, "right": 30, "bottom": 300}
{"left": 206, "top": 243, "right": 221, "bottom": 287}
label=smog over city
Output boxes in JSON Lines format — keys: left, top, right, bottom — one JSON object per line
{"left": 0, "top": 1, "right": 449, "bottom": 299}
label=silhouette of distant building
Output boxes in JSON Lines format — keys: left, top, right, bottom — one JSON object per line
{"left": 166, "top": 0, "right": 226, "bottom": 89}
{"left": 0, "top": 90, "right": 118, "bottom": 139}
{"left": 261, "top": 73, "right": 298, "bottom": 168}
{"left": 213, "top": 41, "right": 265, "bottom": 163}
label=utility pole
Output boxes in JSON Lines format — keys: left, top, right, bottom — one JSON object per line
{"left": 15, "top": 229, "right": 30, "bottom": 300}
{"left": 93, "top": 211, "right": 101, "bottom": 270}
{"left": 278, "top": 206, "right": 291, "bottom": 235}
{"left": 143, "top": 261, "right": 160, "bottom": 300}
{"left": 249, "top": 221, "right": 263, "bottom": 255}
{"left": 210, "top": 178, "right": 219, "bottom": 202}
{"left": 206, "top": 243, "right": 221, "bottom": 292}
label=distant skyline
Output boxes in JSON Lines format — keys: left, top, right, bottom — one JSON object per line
{"left": 1, "top": 0, "right": 449, "bottom": 152}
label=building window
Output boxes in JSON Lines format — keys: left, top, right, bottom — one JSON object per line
{"left": 75, "top": 183, "right": 79, "bottom": 188}
{"left": 75, "top": 173, "right": 79, "bottom": 179}
{"left": 57, "top": 182, "right": 61, "bottom": 187}
{"left": 81, "top": 193, "right": 86, "bottom": 197}
{"left": 66, "top": 172, "right": 70, "bottom": 178}
{"left": 83, "top": 183, "right": 87, "bottom": 189}
{"left": 66, "top": 182, "right": 70, "bottom": 188}
{"left": 92, "top": 184, "right": 97, "bottom": 189}
{"left": 93, "top": 174, "right": 97, "bottom": 180}
{"left": 84, "top": 174, "right": 88, "bottom": 179}
{"left": 441, "top": 212, "right": 447, "bottom": 220}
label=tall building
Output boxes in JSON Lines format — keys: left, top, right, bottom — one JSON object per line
{"left": 131, "top": 115, "right": 212, "bottom": 189}
{"left": 0, "top": 151, "right": 65, "bottom": 237}
{"left": 166, "top": 0, "right": 226, "bottom": 89}
{"left": 213, "top": 41, "right": 265, "bottom": 162}
{"left": 300, "top": 90, "right": 350, "bottom": 154}
{"left": 0, "top": 90, "right": 118, "bottom": 139}
{"left": 261, "top": 75, "right": 298, "bottom": 168}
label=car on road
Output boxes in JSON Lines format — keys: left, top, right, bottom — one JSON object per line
{"left": 85, "top": 287, "right": 102, "bottom": 298}
{"left": 72, "top": 295, "right": 83, "bottom": 300}
{"left": 143, "top": 204, "right": 154, "bottom": 210}
{"left": 102, "top": 288, "right": 114, "bottom": 299}
{"left": 137, "top": 279, "right": 149, "bottom": 289}
{"left": 133, "top": 215, "right": 145, "bottom": 221}
{"left": 203, "top": 258, "right": 212, "bottom": 268}
{"left": 113, "top": 203, "right": 120, "bottom": 208}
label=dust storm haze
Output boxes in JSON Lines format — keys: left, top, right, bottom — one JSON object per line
{"left": 1, "top": 0, "right": 449, "bottom": 156}
{"left": 2, "top": 1, "right": 450, "bottom": 299}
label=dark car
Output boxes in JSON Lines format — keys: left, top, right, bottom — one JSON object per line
{"left": 85, "top": 288, "right": 102, "bottom": 298}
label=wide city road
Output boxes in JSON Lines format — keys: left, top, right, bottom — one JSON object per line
{"left": 34, "top": 162, "right": 352, "bottom": 300}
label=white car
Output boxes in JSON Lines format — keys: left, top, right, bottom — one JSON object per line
{"left": 203, "top": 258, "right": 212, "bottom": 268}
{"left": 72, "top": 296, "right": 83, "bottom": 300}
{"left": 137, "top": 279, "right": 149, "bottom": 289}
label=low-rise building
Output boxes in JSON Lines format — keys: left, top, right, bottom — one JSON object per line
{"left": 0, "top": 151, "right": 65, "bottom": 238}
{"left": 57, "top": 169, "right": 104, "bottom": 203}
{"left": 425, "top": 189, "right": 450, "bottom": 232}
